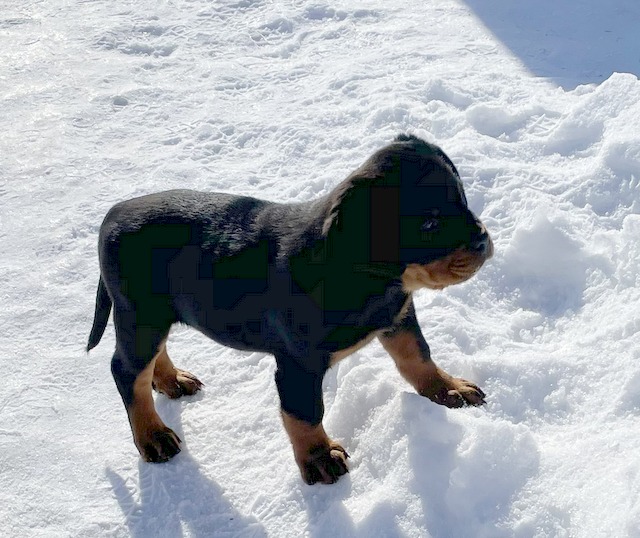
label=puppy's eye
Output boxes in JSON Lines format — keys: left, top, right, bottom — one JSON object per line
{"left": 421, "top": 217, "right": 439, "bottom": 232}
{"left": 421, "top": 210, "right": 440, "bottom": 232}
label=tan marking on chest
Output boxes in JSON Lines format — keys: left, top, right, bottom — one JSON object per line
{"left": 329, "top": 294, "right": 413, "bottom": 367}
{"left": 329, "top": 332, "right": 380, "bottom": 366}
{"left": 393, "top": 294, "right": 413, "bottom": 325}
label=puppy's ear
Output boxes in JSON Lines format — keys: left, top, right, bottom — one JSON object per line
{"left": 369, "top": 185, "right": 400, "bottom": 263}
{"left": 393, "top": 135, "right": 461, "bottom": 187}
{"left": 324, "top": 179, "right": 401, "bottom": 265}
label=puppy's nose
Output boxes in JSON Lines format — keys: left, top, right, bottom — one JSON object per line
{"left": 471, "top": 233, "right": 489, "bottom": 251}
{"left": 470, "top": 229, "right": 493, "bottom": 258}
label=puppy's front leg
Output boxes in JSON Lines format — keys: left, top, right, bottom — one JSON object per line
{"left": 380, "top": 301, "right": 486, "bottom": 407}
{"left": 275, "top": 356, "right": 349, "bottom": 484}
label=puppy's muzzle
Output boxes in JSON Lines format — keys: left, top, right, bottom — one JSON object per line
{"left": 401, "top": 219, "right": 493, "bottom": 293}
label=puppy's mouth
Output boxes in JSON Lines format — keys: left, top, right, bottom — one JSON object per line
{"left": 401, "top": 245, "right": 490, "bottom": 292}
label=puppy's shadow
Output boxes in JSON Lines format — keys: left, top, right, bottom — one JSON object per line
{"left": 106, "top": 396, "right": 266, "bottom": 538}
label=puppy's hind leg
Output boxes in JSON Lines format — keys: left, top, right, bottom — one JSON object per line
{"left": 152, "top": 342, "right": 203, "bottom": 399}
{"left": 111, "top": 309, "right": 182, "bottom": 463}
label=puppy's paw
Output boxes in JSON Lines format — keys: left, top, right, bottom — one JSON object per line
{"left": 153, "top": 369, "right": 203, "bottom": 399}
{"left": 138, "top": 427, "right": 182, "bottom": 463}
{"left": 422, "top": 370, "right": 486, "bottom": 408}
{"left": 174, "top": 369, "right": 204, "bottom": 396}
{"left": 301, "top": 443, "right": 350, "bottom": 485}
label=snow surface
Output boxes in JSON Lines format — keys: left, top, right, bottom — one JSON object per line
{"left": 2, "top": 0, "right": 640, "bottom": 536}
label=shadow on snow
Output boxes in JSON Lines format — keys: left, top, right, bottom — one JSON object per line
{"left": 463, "top": 0, "right": 640, "bottom": 89}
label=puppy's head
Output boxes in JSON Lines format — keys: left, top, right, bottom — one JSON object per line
{"left": 325, "top": 134, "right": 493, "bottom": 291}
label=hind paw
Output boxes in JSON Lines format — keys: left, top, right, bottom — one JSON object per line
{"left": 153, "top": 368, "right": 203, "bottom": 399}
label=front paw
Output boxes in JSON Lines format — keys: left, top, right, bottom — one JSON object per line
{"left": 422, "top": 370, "right": 486, "bottom": 408}
{"left": 301, "top": 443, "right": 350, "bottom": 485}
{"left": 136, "top": 427, "right": 182, "bottom": 463}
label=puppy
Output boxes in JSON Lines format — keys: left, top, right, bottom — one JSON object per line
{"left": 87, "top": 134, "right": 493, "bottom": 485}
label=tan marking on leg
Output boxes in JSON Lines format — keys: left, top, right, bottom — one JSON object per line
{"left": 281, "top": 411, "right": 331, "bottom": 463}
{"left": 152, "top": 342, "right": 203, "bottom": 399}
{"left": 128, "top": 343, "right": 181, "bottom": 462}
{"left": 379, "top": 331, "right": 439, "bottom": 394}
{"left": 281, "top": 411, "right": 349, "bottom": 484}
{"left": 379, "top": 331, "right": 486, "bottom": 408}
{"left": 152, "top": 342, "right": 177, "bottom": 391}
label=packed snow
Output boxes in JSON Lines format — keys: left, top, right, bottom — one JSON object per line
{"left": 2, "top": 0, "right": 640, "bottom": 536}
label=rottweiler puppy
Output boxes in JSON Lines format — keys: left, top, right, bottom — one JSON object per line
{"left": 87, "top": 134, "right": 493, "bottom": 485}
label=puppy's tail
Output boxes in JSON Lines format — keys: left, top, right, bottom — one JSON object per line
{"left": 86, "top": 277, "right": 112, "bottom": 352}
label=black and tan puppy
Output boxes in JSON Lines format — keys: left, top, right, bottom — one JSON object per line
{"left": 87, "top": 134, "right": 493, "bottom": 485}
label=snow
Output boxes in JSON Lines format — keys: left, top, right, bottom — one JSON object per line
{"left": 1, "top": 0, "right": 639, "bottom": 536}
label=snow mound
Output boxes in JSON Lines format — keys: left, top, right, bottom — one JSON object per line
{"left": 502, "top": 215, "right": 590, "bottom": 315}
